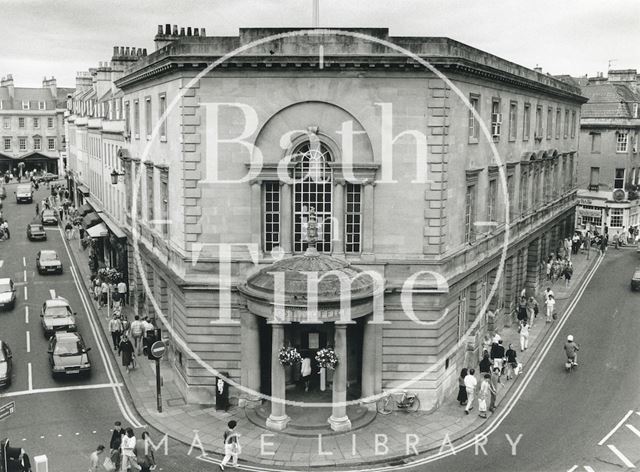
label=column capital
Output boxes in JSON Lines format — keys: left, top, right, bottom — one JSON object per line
{"left": 363, "top": 178, "right": 376, "bottom": 187}
{"left": 334, "top": 178, "right": 346, "bottom": 186}
{"left": 249, "top": 178, "right": 260, "bottom": 186}
{"left": 279, "top": 180, "right": 290, "bottom": 188}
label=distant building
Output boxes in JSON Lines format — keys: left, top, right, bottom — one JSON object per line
{"left": 111, "top": 25, "right": 585, "bottom": 431}
{"left": 0, "top": 75, "right": 72, "bottom": 176}
{"left": 575, "top": 70, "right": 640, "bottom": 236}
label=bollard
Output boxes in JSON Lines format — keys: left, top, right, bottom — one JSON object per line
{"left": 33, "top": 454, "right": 48, "bottom": 472}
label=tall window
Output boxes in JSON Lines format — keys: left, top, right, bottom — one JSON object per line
{"left": 465, "top": 184, "right": 476, "bottom": 242}
{"left": 145, "top": 97, "right": 152, "bottom": 140}
{"left": 508, "top": 102, "right": 517, "bottom": 141}
{"left": 33, "top": 137, "right": 41, "bottom": 151}
{"left": 133, "top": 100, "right": 140, "bottom": 139}
{"left": 591, "top": 133, "right": 601, "bottom": 153}
{"left": 264, "top": 182, "right": 280, "bottom": 252}
{"left": 136, "top": 163, "right": 142, "bottom": 218}
{"left": 491, "top": 99, "right": 501, "bottom": 139}
{"left": 160, "top": 171, "right": 169, "bottom": 237}
{"left": 3, "top": 138, "right": 10, "bottom": 151}
{"left": 159, "top": 94, "right": 167, "bottom": 141}
{"left": 125, "top": 101, "right": 130, "bottom": 135}
{"left": 47, "top": 117, "right": 54, "bottom": 128}
{"left": 18, "top": 137, "right": 26, "bottom": 151}
{"left": 22, "top": 101, "right": 29, "bottom": 110}
{"left": 345, "top": 183, "right": 362, "bottom": 253}
{"left": 2, "top": 117, "right": 9, "bottom": 129}
{"left": 487, "top": 179, "right": 497, "bottom": 222}
{"left": 18, "top": 117, "right": 25, "bottom": 128}
{"left": 535, "top": 106, "right": 543, "bottom": 139}
{"left": 507, "top": 173, "right": 514, "bottom": 220}
{"left": 146, "top": 166, "right": 154, "bottom": 224}
{"left": 555, "top": 108, "right": 561, "bottom": 138}
{"left": 564, "top": 110, "right": 570, "bottom": 138}
{"left": 611, "top": 208, "right": 623, "bottom": 227}
{"left": 33, "top": 117, "right": 39, "bottom": 128}
{"left": 546, "top": 107, "right": 553, "bottom": 139}
{"left": 571, "top": 111, "right": 577, "bottom": 138}
{"left": 468, "top": 94, "right": 480, "bottom": 141}
{"left": 519, "top": 169, "right": 529, "bottom": 215}
{"left": 523, "top": 103, "right": 531, "bottom": 141}
{"left": 616, "top": 132, "right": 628, "bottom": 153}
{"left": 38, "top": 101, "right": 46, "bottom": 110}
{"left": 614, "top": 168, "right": 625, "bottom": 189}
{"left": 292, "top": 141, "right": 333, "bottom": 253}
{"left": 47, "top": 137, "right": 55, "bottom": 150}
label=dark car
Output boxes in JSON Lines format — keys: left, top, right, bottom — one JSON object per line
{"left": 41, "top": 209, "right": 58, "bottom": 226}
{"left": 38, "top": 172, "right": 59, "bottom": 183}
{"left": 36, "top": 250, "right": 63, "bottom": 274}
{"left": 0, "top": 340, "right": 12, "bottom": 387}
{"left": 0, "top": 278, "right": 16, "bottom": 310}
{"left": 27, "top": 223, "right": 47, "bottom": 241}
{"left": 631, "top": 268, "right": 640, "bottom": 291}
{"left": 40, "top": 297, "right": 77, "bottom": 337}
{"left": 48, "top": 331, "right": 91, "bottom": 377}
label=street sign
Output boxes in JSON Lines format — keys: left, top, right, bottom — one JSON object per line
{"left": 0, "top": 402, "right": 15, "bottom": 421}
{"left": 150, "top": 341, "right": 166, "bottom": 359}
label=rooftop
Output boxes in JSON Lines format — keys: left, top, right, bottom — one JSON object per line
{"left": 580, "top": 82, "right": 639, "bottom": 119}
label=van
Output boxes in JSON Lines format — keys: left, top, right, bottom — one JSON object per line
{"left": 15, "top": 184, "right": 33, "bottom": 203}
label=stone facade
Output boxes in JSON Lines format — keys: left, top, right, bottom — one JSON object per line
{"left": 110, "top": 26, "right": 586, "bottom": 416}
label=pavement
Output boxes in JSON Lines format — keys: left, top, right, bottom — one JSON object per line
{"left": 64, "top": 220, "right": 603, "bottom": 470}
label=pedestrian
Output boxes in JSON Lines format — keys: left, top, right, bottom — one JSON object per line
{"left": 479, "top": 351, "right": 491, "bottom": 375}
{"left": 457, "top": 368, "right": 468, "bottom": 406}
{"left": 120, "top": 428, "right": 137, "bottom": 472}
{"left": 130, "top": 316, "right": 145, "bottom": 356}
{"left": 489, "top": 367, "right": 500, "bottom": 412}
{"left": 527, "top": 296, "right": 539, "bottom": 327}
{"left": 117, "top": 280, "right": 128, "bottom": 306}
{"left": 109, "top": 421, "right": 125, "bottom": 470}
{"left": 519, "top": 320, "right": 529, "bottom": 351}
{"left": 600, "top": 234, "right": 607, "bottom": 256}
{"left": 101, "top": 280, "right": 109, "bottom": 308}
{"left": 543, "top": 287, "right": 554, "bottom": 303}
{"left": 58, "top": 206, "right": 64, "bottom": 221}
{"left": 517, "top": 296, "right": 528, "bottom": 324}
{"left": 563, "top": 261, "right": 573, "bottom": 288}
{"left": 490, "top": 339, "right": 505, "bottom": 372}
{"left": 505, "top": 343, "right": 517, "bottom": 380}
{"left": 135, "top": 431, "right": 156, "bottom": 472}
{"left": 65, "top": 221, "right": 73, "bottom": 240}
{"left": 119, "top": 335, "right": 135, "bottom": 372}
{"left": 35, "top": 202, "right": 39, "bottom": 216}
{"left": 88, "top": 445, "right": 105, "bottom": 472}
{"left": 109, "top": 316, "right": 123, "bottom": 351}
{"left": 2, "top": 220, "right": 9, "bottom": 239}
{"left": 463, "top": 368, "right": 477, "bottom": 415}
{"left": 545, "top": 294, "right": 556, "bottom": 323}
{"left": 219, "top": 420, "right": 240, "bottom": 471}
{"left": 301, "top": 351, "right": 312, "bottom": 392}
{"left": 478, "top": 374, "right": 490, "bottom": 418}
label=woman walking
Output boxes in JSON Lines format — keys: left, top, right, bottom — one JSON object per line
{"left": 545, "top": 294, "right": 556, "bottom": 323}
{"left": 119, "top": 335, "right": 135, "bottom": 372}
{"left": 505, "top": 343, "right": 517, "bottom": 380}
{"left": 457, "top": 368, "right": 468, "bottom": 406}
{"left": 478, "top": 374, "right": 491, "bottom": 418}
{"left": 519, "top": 321, "right": 530, "bottom": 352}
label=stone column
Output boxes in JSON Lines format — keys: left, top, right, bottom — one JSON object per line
{"left": 266, "top": 323, "right": 289, "bottom": 431}
{"left": 362, "top": 180, "right": 375, "bottom": 259}
{"left": 360, "top": 315, "right": 377, "bottom": 410}
{"left": 240, "top": 313, "right": 261, "bottom": 404}
{"left": 333, "top": 180, "right": 345, "bottom": 257}
{"left": 280, "top": 183, "right": 292, "bottom": 255}
{"left": 329, "top": 324, "right": 351, "bottom": 431}
{"left": 250, "top": 181, "right": 261, "bottom": 247}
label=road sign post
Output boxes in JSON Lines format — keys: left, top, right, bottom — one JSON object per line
{"left": 151, "top": 340, "right": 166, "bottom": 413}
{"left": 0, "top": 402, "right": 15, "bottom": 422}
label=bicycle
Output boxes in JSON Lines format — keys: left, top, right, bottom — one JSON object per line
{"left": 376, "top": 390, "right": 421, "bottom": 414}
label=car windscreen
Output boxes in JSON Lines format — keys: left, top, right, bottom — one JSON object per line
{"left": 54, "top": 339, "right": 82, "bottom": 356}
{"left": 30, "top": 225, "right": 44, "bottom": 231}
{"left": 0, "top": 282, "right": 11, "bottom": 293}
{"left": 45, "top": 306, "right": 71, "bottom": 318}
{"left": 40, "top": 252, "right": 58, "bottom": 261}
{"left": 17, "top": 186, "right": 31, "bottom": 193}
{"left": 0, "top": 348, "right": 6, "bottom": 362}
{"left": 42, "top": 211, "right": 55, "bottom": 217}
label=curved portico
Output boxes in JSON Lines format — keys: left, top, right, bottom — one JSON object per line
{"left": 239, "top": 209, "right": 383, "bottom": 432}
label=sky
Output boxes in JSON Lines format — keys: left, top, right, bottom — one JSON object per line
{"left": 0, "top": 0, "right": 638, "bottom": 88}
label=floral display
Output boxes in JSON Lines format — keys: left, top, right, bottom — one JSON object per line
{"left": 278, "top": 346, "right": 302, "bottom": 367}
{"left": 315, "top": 348, "right": 339, "bottom": 369}
{"left": 98, "top": 267, "right": 123, "bottom": 284}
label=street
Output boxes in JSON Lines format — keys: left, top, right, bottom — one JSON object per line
{"left": 0, "top": 182, "right": 210, "bottom": 472}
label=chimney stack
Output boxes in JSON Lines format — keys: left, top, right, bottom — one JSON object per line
{"left": 75, "top": 71, "right": 93, "bottom": 91}
{"left": 154, "top": 24, "right": 206, "bottom": 50}
{"left": 42, "top": 76, "right": 57, "bottom": 97}
{"left": 1, "top": 74, "right": 15, "bottom": 98}
{"left": 534, "top": 66, "right": 543, "bottom": 73}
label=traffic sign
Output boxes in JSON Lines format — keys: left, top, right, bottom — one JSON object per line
{"left": 150, "top": 341, "right": 166, "bottom": 359}
{"left": 0, "top": 402, "right": 15, "bottom": 421}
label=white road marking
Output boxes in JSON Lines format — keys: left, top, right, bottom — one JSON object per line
{"left": 26, "top": 331, "right": 30, "bottom": 353}
{"left": 626, "top": 423, "right": 640, "bottom": 439}
{"left": 0, "top": 260, "right": 3, "bottom": 268}
{"left": 24, "top": 286, "right": 27, "bottom": 301}
{"left": 1, "top": 382, "right": 125, "bottom": 398}
{"left": 22, "top": 256, "right": 26, "bottom": 267}
{"left": 75, "top": 432, "right": 79, "bottom": 435}
{"left": 598, "top": 410, "right": 634, "bottom": 445}
{"left": 23, "top": 270, "right": 27, "bottom": 282}
{"left": 567, "top": 466, "right": 578, "bottom": 472}
{"left": 49, "top": 289, "right": 56, "bottom": 299}
{"left": 584, "top": 467, "right": 596, "bottom": 472}
{"left": 607, "top": 444, "right": 636, "bottom": 468}
{"left": 25, "top": 306, "right": 29, "bottom": 324}
{"left": 28, "top": 363, "right": 33, "bottom": 391}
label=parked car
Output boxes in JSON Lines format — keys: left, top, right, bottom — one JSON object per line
{"left": 631, "top": 268, "right": 640, "bottom": 291}
{"left": 40, "top": 297, "right": 77, "bottom": 337}
{"left": 41, "top": 209, "right": 58, "bottom": 226}
{"left": 0, "top": 184, "right": 6, "bottom": 199}
{"left": 0, "top": 340, "right": 12, "bottom": 387}
{"left": 36, "top": 250, "right": 63, "bottom": 274}
{"left": 38, "top": 172, "right": 59, "bottom": 183}
{"left": 48, "top": 331, "right": 91, "bottom": 377}
{"left": 27, "top": 223, "right": 47, "bottom": 241}
{"left": 15, "top": 184, "right": 33, "bottom": 203}
{"left": 0, "top": 278, "right": 16, "bottom": 310}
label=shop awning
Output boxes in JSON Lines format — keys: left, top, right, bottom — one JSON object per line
{"left": 83, "top": 212, "right": 101, "bottom": 228}
{"left": 87, "top": 222, "right": 108, "bottom": 238}
{"left": 85, "top": 196, "right": 104, "bottom": 213}
{"left": 78, "top": 203, "right": 92, "bottom": 216}
{"left": 100, "top": 211, "right": 126, "bottom": 239}
{"left": 77, "top": 184, "right": 90, "bottom": 196}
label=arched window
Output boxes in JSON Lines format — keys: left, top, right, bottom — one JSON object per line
{"left": 291, "top": 141, "right": 333, "bottom": 253}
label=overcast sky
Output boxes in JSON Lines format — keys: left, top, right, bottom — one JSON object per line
{"left": 1, "top": 0, "right": 638, "bottom": 88}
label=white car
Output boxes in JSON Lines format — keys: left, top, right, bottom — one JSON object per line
{"left": 0, "top": 278, "right": 16, "bottom": 310}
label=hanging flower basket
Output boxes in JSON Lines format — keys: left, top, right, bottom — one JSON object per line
{"left": 315, "top": 348, "right": 339, "bottom": 370}
{"left": 98, "top": 267, "right": 123, "bottom": 284}
{"left": 278, "top": 347, "right": 301, "bottom": 367}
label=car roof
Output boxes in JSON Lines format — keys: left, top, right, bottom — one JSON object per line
{"left": 42, "top": 209, "right": 55, "bottom": 213}
{"left": 44, "top": 297, "right": 70, "bottom": 308}
{"left": 0, "top": 278, "right": 12, "bottom": 284}
{"left": 29, "top": 223, "right": 43, "bottom": 227}
{"left": 40, "top": 250, "right": 58, "bottom": 256}
{"left": 53, "top": 331, "right": 81, "bottom": 341}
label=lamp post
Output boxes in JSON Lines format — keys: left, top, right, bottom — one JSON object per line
{"left": 110, "top": 169, "right": 124, "bottom": 185}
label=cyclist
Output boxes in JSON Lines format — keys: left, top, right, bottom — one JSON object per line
{"left": 564, "top": 335, "right": 580, "bottom": 366}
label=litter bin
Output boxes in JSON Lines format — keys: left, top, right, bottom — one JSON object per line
{"left": 215, "top": 372, "right": 230, "bottom": 411}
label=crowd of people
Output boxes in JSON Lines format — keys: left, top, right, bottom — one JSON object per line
{"left": 89, "top": 422, "right": 156, "bottom": 472}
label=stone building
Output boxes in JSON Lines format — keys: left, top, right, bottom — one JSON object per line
{"left": 112, "top": 26, "right": 585, "bottom": 431}
{"left": 0, "top": 75, "right": 72, "bottom": 175}
{"left": 574, "top": 70, "right": 640, "bottom": 236}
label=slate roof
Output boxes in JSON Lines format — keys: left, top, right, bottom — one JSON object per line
{"left": 0, "top": 84, "right": 75, "bottom": 110}
{"left": 580, "top": 82, "right": 639, "bottom": 119}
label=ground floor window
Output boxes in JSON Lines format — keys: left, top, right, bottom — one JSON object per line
{"left": 610, "top": 208, "right": 624, "bottom": 227}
